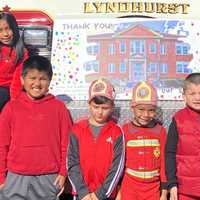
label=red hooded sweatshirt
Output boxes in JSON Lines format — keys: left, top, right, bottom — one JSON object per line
{"left": 0, "top": 92, "right": 72, "bottom": 184}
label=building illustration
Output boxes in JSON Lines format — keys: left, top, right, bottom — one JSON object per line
{"left": 85, "top": 23, "right": 193, "bottom": 88}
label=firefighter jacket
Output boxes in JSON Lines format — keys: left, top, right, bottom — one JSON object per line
{"left": 122, "top": 121, "right": 167, "bottom": 187}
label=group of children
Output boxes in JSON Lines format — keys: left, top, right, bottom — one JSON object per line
{"left": 0, "top": 11, "right": 199, "bottom": 200}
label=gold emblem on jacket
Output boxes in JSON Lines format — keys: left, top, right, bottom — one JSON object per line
{"left": 153, "top": 147, "right": 160, "bottom": 158}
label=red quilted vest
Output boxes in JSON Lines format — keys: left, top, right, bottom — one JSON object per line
{"left": 175, "top": 107, "right": 200, "bottom": 197}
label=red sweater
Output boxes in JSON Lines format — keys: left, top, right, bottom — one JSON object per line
{"left": 0, "top": 92, "right": 72, "bottom": 184}
{"left": 0, "top": 46, "right": 28, "bottom": 99}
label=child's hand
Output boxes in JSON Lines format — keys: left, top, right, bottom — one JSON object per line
{"left": 53, "top": 174, "right": 66, "bottom": 197}
{"left": 115, "top": 189, "right": 121, "bottom": 200}
{"left": 81, "top": 193, "right": 92, "bottom": 200}
{"left": 170, "top": 186, "right": 178, "bottom": 200}
{"left": 160, "top": 189, "right": 168, "bottom": 200}
{"left": 0, "top": 183, "right": 4, "bottom": 190}
{"left": 91, "top": 192, "right": 99, "bottom": 200}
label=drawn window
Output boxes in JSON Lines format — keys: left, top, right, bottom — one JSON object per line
{"left": 130, "top": 40, "right": 144, "bottom": 54}
{"left": 176, "top": 62, "right": 192, "bottom": 73}
{"left": 160, "top": 63, "right": 168, "bottom": 73}
{"left": 108, "top": 43, "right": 115, "bottom": 55}
{"left": 148, "top": 63, "right": 157, "bottom": 73}
{"left": 176, "top": 43, "right": 190, "bottom": 55}
{"left": 108, "top": 63, "right": 115, "bottom": 73}
{"left": 119, "top": 41, "right": 126, "bottom": 54}
{"left": 160, "top": 44, "right": 166, "bottom": 55}
{"left": 149, "top": 43, "right": 156, "bottom": 54}
{"left": 119, "top": 63, "right": 126, "bottom": 73}
{"left": 84, "top": 61, "right": 99, "bottom": 72}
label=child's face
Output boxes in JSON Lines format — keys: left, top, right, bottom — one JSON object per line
{"left": 131, "top": 104, "right": 157, "bottom": 126}
{"left": 183, "top": 83, "right": 200, "bottom": 112}
{"left": 89, "top": 100, "right": 113, "bottom": 126}
{"left": 0, "top": 19, "right": 13, "bottom": 45}
{"left": 21, "top": 69, "right": 50, "bottom": 99}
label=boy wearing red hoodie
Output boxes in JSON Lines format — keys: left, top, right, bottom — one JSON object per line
{"left": 0, "top": 55, "right": 72, "bottom": 200}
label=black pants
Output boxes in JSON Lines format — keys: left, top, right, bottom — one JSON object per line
{"left": 0, "top": 87, "right": 10, "bottom": 112}
{"left": 59, "top": 193, "right": 73, "bottom": 200}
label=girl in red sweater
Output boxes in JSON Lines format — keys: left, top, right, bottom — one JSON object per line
{"left": 0, "top": 12, "right": 28, "bottom": 111}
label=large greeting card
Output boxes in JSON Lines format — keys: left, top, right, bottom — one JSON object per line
{"left": 50, "top": 18, "right": 200, "bottom": 100}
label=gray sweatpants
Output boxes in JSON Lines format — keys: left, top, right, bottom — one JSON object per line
{"left": 0, "top": 172, "right": 60, "bottom": 200}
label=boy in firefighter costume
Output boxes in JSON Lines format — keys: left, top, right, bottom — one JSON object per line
{"left": 165, "top": 73, "right": 200, "bottom": 200}
{"left": 117, "top": 81, "right": 168, "bottom": 200}
{"left": 67, "top": 79, "right": 125, "bottom": 200}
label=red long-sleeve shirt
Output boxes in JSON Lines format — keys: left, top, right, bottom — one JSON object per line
{"left": 0, "top": 46, "right": 28, "bottom": 99}
{"left": 0, "top": 92, "right": 72, "bottom": 184}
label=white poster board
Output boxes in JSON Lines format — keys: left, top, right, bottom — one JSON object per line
{"left": 50, "top": 18, "right": 200, "bottom": 100}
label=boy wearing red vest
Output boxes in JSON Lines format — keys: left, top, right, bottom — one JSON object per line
{"left": 165, "top": 73, "right": 200, "bottom": 200}
{"left": 117, "top": 81, "right": 168, "bottom": 200}
{"left": 67, "top": 79, "right": 125, "bottom": 200}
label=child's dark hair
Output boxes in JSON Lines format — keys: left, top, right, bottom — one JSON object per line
{"left": 183, "top": 72, "right": 200, "bottom": 93}
{"left": 90, "top": 96, "right": 114, "bottom": 105}
{"left": 22, "top": 56, "right": 53, "bottom": 80}
{"left": 0, "top": 12, "right": 25, "bottom": 63}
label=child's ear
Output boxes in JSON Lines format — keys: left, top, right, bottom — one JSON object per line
{"left": 182, "top": 93, "right": 186, "bottom": 102}
{"left": 20, "top": 76, "right": 24, "bottom": 85}
{"left": 130, "top": 106, "right": 134, "bottom": 113}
